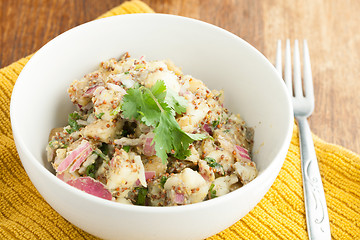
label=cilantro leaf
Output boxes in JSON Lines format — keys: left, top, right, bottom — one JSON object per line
{"left": 187, "top": 133, "right": 208, "bottom": 141}
{"left": 150, "top": 80, "right": 167, "bottom": 101}
{"left": 121, "top": 80, "right": 207, "bottom": 164}
{"left": 122, "top": 82, "right": 166, "bottom": 127}
{"left": 171, "top": 126, "right": 195, "bottom": 160}
{"left": 165, "top": 88, "right": 187, "bottom": 114}
{"left": 154, "top": 111, "right": 206, "bottom": 160}
{"left": 138, "top": 90, "right": 164, "bottom": 127}
{"left": 153, "top": 112, "right": 174, "bottom": 162}
{"left": 121, "top": 86, "right": 142, "bottom": 120}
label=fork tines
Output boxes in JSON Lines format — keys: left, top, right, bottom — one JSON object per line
{"left": 276, "top": 40, "right": 314, "bottom": 100}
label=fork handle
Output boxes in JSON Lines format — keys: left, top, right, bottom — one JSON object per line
{"left": 296, "top": 116, "right": 331, "bottom": 240}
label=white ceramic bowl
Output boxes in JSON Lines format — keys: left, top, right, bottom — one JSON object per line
{"left": 10, "top": 14, "right": 293, "bottom": 240}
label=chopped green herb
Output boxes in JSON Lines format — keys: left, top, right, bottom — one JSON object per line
{"left": 99, "top": 143, "right": 109, "bottom": 155}
{"left": 93, "top": 149, "right": 109, "bottom": 162}
{"left": 134, "top": 64, "right": 145, "bottom": 70}
{"left": 135, "top": 187, "right": 148, "bottom": 205}
{"left": 205, "top": 157, "right": 225, "bottom": 175}
{"left": 123, "top": 145, "right": 130, "bottom": 152}
{"left": 212, "top": 119, "right": 220, "bottom": 128}
{"left": 65, "top": 128, "right": 72, "bottom": 134}
{"left": 85, "top": 164, "right": 96, "bottom": 179}
{"left": 96, "top": 112, "right": 105, "bottom": 119}
{"left": 67, "top": 112, "right": 81, "bottom": 133}
{"left": 48, "top": 140, "right": 56, "bottom": 147}
{"left": 223, "top": 129, "right": 230, "bottom": 133}
{"left": 124, "top": 71, "right": 129, "bottom": 74}
{"left": 110, "top": 104, "right": 122, "bottom": 116}
{"left": 160, "top": 176, "right": 168, "bottom": 188}
{"left": 48, "top": 140, "right": 67, "bottom": 149}
{"left": 208, "top": 183, "right": 217, "bottom": 199}
{"left": 121, "top": 80, "right": 207, "bottom": 164}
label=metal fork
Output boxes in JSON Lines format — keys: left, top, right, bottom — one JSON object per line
{"left": 276, "top": 40, "right": 331, "bottom": 240}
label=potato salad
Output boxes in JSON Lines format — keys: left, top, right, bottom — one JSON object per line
{"left": 46, "top": 53, "right": 257, "bottom": 206}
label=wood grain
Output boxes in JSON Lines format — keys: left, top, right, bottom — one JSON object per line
{"left": 1, "top": 0, "right": 359, "bottom": 154}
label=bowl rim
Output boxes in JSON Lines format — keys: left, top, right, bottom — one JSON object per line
{"left": 10, "top": 13, "right": 294, "bottom": 213}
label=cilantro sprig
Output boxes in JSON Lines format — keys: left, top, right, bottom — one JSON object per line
{"left": 121, "top": 80, "right": 207, "bottom": 164}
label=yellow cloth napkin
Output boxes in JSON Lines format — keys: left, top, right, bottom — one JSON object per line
{"left": 1, "top": 1, "right": 359, "bottom": 239}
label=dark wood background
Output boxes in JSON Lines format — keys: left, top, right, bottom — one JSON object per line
{"left": 1, "top": 0, "right": 359, "bottom": 154}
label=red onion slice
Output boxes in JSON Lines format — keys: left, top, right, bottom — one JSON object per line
{"left": 135, "top": 171, "right": 156, "bottom": 186}
{"left": 69, "top": 147, "right": 93, "bottom": 173}
{"left": 66, "top": 177, "right": 112, "bottom": 200}
{"left": 235, "top": 145, "right": 251, "bottom": 162}
{"left": 203, "top": 124, "right": 212, "bottom": 134}
{"left": 174, "top": 193, "right": 185, "bottom": 204}
{"left": 83, "top": 85, "right": 99, "bottom": 97}
{"left": 57, "top": 141, "right": 92, "bottom": 173}
{"left": 145, "top": 171, "right": 156, "bottom": 180}
{"left": 236, "top": 145, "right": 248, "bottom": 154}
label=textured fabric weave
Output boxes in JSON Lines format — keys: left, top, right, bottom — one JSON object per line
{"left": 1, "top": 1, "right": 359, "bottom": 239}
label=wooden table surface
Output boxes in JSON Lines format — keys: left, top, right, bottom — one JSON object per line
{"left": 1, "top": 0, "right": 359, "bottom": 154}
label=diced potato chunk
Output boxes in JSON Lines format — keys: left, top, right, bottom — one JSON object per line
{"left": 106, "top": 149, "right": 145, "bottom": 197}
{"left": 206, "top": 150, "right": 234, "bottom": 173}
{"left": 212, "top": 174, "right": 238, "bottom": 197}
{"left": 164, "top": 168, "right": 209, "bottom": 204}
{"left": 83, "top": 119, "right": 121, "bottom": 143}
{"left": 145, "top": 71, "right": 180, "bottom": 93}
{"left": 144, "top": 156, "right": 167, "bottom": 177}
{"left": 234, "top": 162, "right": 257, "bottom": 184}
{"left": 92, "top": 86, "right": 125, "bottom": 121}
